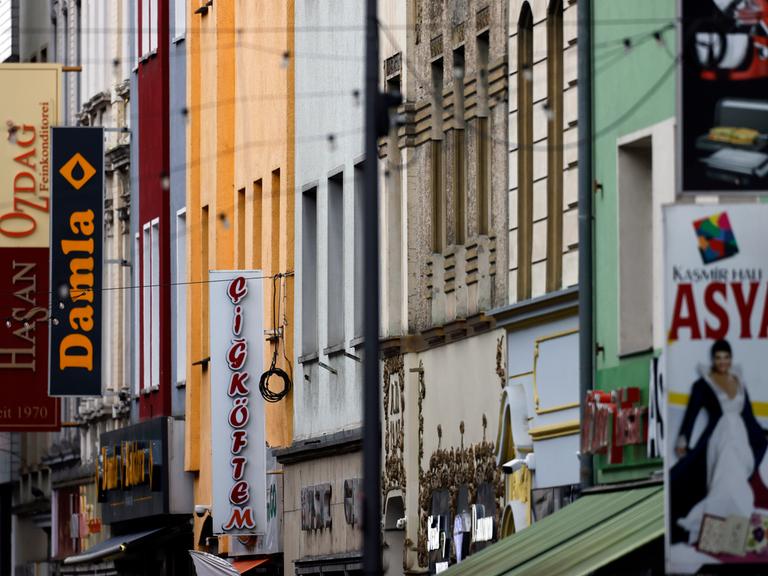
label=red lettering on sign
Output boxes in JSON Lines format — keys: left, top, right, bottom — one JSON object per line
{"left": 223, "top": 506, "right": 256, "bottom": 531}
{"left": 227, "top": 339, "right": 247, "bottom": 370}
{"left": 229, "top": 480, "right": 250, "bottom": 506}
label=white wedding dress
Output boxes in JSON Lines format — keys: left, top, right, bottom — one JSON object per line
{"left": 678, "top": 375, "right": 755, "bottom": 544}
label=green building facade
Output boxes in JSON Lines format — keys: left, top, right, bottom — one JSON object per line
{"left": 592, "top": 0, "right": 677, "bottom": 484}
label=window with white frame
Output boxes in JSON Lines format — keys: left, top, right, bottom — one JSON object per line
{"left": 134, "top": 233, "right": 141, "bottom": 396}
{"left": 150, "top": 218, "right": 160, "bottom": 389}
{"left": 176, "top": 209, "right": 187, "bottom": 386}
{"left": 138, "top": 0, "right": 158, "bottom": 58}
{"left": 142, "top": 225, "right": 151, "bottom": 391}
{"left": 150, "top": 0, "right": 158, "bottom": 52}
{"left": 174, "top": 0, "right": 186, "bottom": 41}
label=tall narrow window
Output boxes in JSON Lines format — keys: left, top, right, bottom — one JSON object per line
{"left": 546, "top": 0, "right": 564, "bottom": 292}
{"left": 302, "top": 188, "right": 318, "bottom": 354}
{"left": 176, "top": 209, "right": 187, "bottom": 386}
{"left": 253, "top": 179, "right": 263, "bottom": 269}
{"left": 354, "top": 163, "right": 365, "bottom": 337}
{"left": 453, "top": 47, "right": 466, "bottom": 245}
{"left": 201, "top": 205, "right": 209, "bottom": 358}
{"left": 327, "top": 173, "right": 344, "bottom": 347}
{"left": 142, "top": 224, "right": 151, "bottom": 391}
{"left": 271, "top": 170, "right": 281, "bottom": 274}
{"left": 141, "top": 0, "right": 149, "bottom": 58}
{"left": 477, "top": 32, "right": 491, "bottom": 235}
{"left": 517, "top": 3, "right": 534, "bottom": 300}
{"left": 150, "top": 219, "right": 160, "bottom": 389}
{"left": 431, "top": 57, "right": 445, "bottom": 253}
{"left": 386, "top": 72, "right": 403, "bottom": 333}
{"left": 174, "top": 0, "right": 186, "bottom": 40}
{"left": 237, "top": 188, "right": 246, "bottom": 269}
{"left": 105, "top": 234, "right": 114, "bottom": 391}
{"left": 149, "top": 0, "right": 158, "bottom": 52}
{"left": 134, "top": 233, "right": 141, "bottom": 396}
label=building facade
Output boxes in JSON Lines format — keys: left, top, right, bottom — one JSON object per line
{"left": 377, "top": 0, "right": 510, "bottom": 573}
{"left": 279, "top": 1, "right": 366, "bottom": 574}
{"left": 50, "top": 1, "right": 134, "bottom": 572}
{"left": 489, "top": 0, "right": 582, "bottom": 533}
{"left": 591, "top": 0, "right": 675, "bottom": 484}
{"left": 186, "top": 1, "right": 295, "bottom": 571}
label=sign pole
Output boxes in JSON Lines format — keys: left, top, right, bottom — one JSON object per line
{"left": 363, "top": 0, "right": 382, "bottom": 572}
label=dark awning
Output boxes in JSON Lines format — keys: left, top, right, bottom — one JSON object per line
{"left": 62, "top": 528, "right": 165, "bottom": 565}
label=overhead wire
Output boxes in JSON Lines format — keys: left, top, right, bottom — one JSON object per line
{"left": 0, "top": 14, "right": 682, "bottom": 304}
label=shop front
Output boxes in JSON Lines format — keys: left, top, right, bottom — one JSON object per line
{"left": 61, "top": 417, "right": 193, "bottom": 575}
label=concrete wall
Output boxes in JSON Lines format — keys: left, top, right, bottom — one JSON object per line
{"left": 294, "top": 0, "right": 365, "bottom": 440}
{"left": 402, "top": 0, "right": 508, "bottom": 333}
{"left": 384, "top": 329, "right": 506, "bottom": 573}
{"left": 282, "top": 452, "right": 363, "bottom": 567}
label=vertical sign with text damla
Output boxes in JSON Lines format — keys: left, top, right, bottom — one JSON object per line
{"left": 0, "top": 64, "right": 61, "bottom": 430}
{"left": 49, "top": 127, "right": 103, "bottom": 396}
{"left": 665, "top": 205, "right": 768, "bottom": 573}
{"left": 210, "top": 270, "right": 266, "bottom": 535}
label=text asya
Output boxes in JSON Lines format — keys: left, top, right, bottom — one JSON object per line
{"left": 669, "top": 281, "right": 768, "bottom": 340}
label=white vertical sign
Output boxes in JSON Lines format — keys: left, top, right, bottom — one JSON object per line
{"left": 210, "top": 270, "right": 266, "bottom": 535}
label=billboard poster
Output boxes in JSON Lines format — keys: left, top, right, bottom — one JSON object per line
{"left": 49, "top": 127, "right": 103, "bottom": 396}
{"left": 679, "top": 0, "right": 768, "bottom": 194}
{"left": 0, "top": 64, "right": 61, "bottom": 430}
{"left": 210, "top": 270, "right": 267, "bottom": 535}
{"left": 665, "top": 205, "right": 768, "bottom": 572}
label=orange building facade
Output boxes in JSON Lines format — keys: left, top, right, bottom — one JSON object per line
{"left": 185, "top": 0, "right": 295, "bottom": 561}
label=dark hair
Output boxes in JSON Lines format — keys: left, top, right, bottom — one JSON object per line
{"left": 711, "top": 339, "right": 732, "bottom": 358}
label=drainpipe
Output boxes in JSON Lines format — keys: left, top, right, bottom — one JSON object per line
{"left": 578, "top": 0, "right": 594, "bottom": 489}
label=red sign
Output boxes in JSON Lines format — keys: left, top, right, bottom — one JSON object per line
{"left": 0, "top": 248, "right": 59, "bottom": 430}
{"left": 581, "top": 387, "right": 646, "bottom": 464}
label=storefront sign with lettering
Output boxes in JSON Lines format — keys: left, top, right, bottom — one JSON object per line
{"left": 210, "top": 270, "right": 266, "bottom": 535}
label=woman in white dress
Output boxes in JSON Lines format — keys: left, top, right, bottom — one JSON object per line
{"left": 671, "top": 339, "right": 768, "bottom": 544}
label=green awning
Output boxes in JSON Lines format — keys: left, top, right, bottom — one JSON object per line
{"left": 444, "top": 485, "right": 664, "bottom": 576}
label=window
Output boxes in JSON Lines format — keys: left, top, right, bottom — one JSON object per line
{"left": 618, "top": 137, "right": 652, "bottom": 356}
{"left": 201, "top": 206, "right": 209, "bottom": 357}
{"left": 271, "top": 169, "right": 281, "bottom": 274}
{"left": 150, "top": 219, "right": 160, "bottom": 389}
{"left": 516, "top": 3, "right": 534, "bottom": 300}
{"left": 142, "top": 224, "right": 151, "bottom": 391}
{"left": 176, "top": 209, "right": 187, "bottom": 386}
{"left": 385, "top": 73, "right": 403, "bottom": 333}
{"left": 453, "top": 46, "right": 466, "bottom": 245}
{"left": 104, "top": 233, "right": 113, "bottom": 391}
{"left": 141, "top": 0, "right": 149, "bottom": 58}
{"left": 431, "top": 58, "right": 445, "bottom": 253}
{"left": 327, "top": 172, "right": 344, "bottom": 346}
{"left": 174, "top": 0, "right": 186, "bottom": 40}
{"left": 149, "top": 0, "right": 158, "bottom": 52}
{"left": 546, "top": 0, "right": 564, "bottom": 292}
{"left": 134, "top": 233, "right": 141, "bottom": 396}
{"left": 302, "top": 187, "right": 318, "bottom": 355}
{"left": 237, "top": 188, "right": 246, "bottom": 269}
{"left": 354, "top": 163, "right": 365, "bottom": 338}
{"left": 476, "top": 32, "right": 490, "bottom": 235}
{"left": 253, "top": 179, "right": 263, "bottom": 269}
{"left": 138, "top": 0, "right": 157, "bottom": 58}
